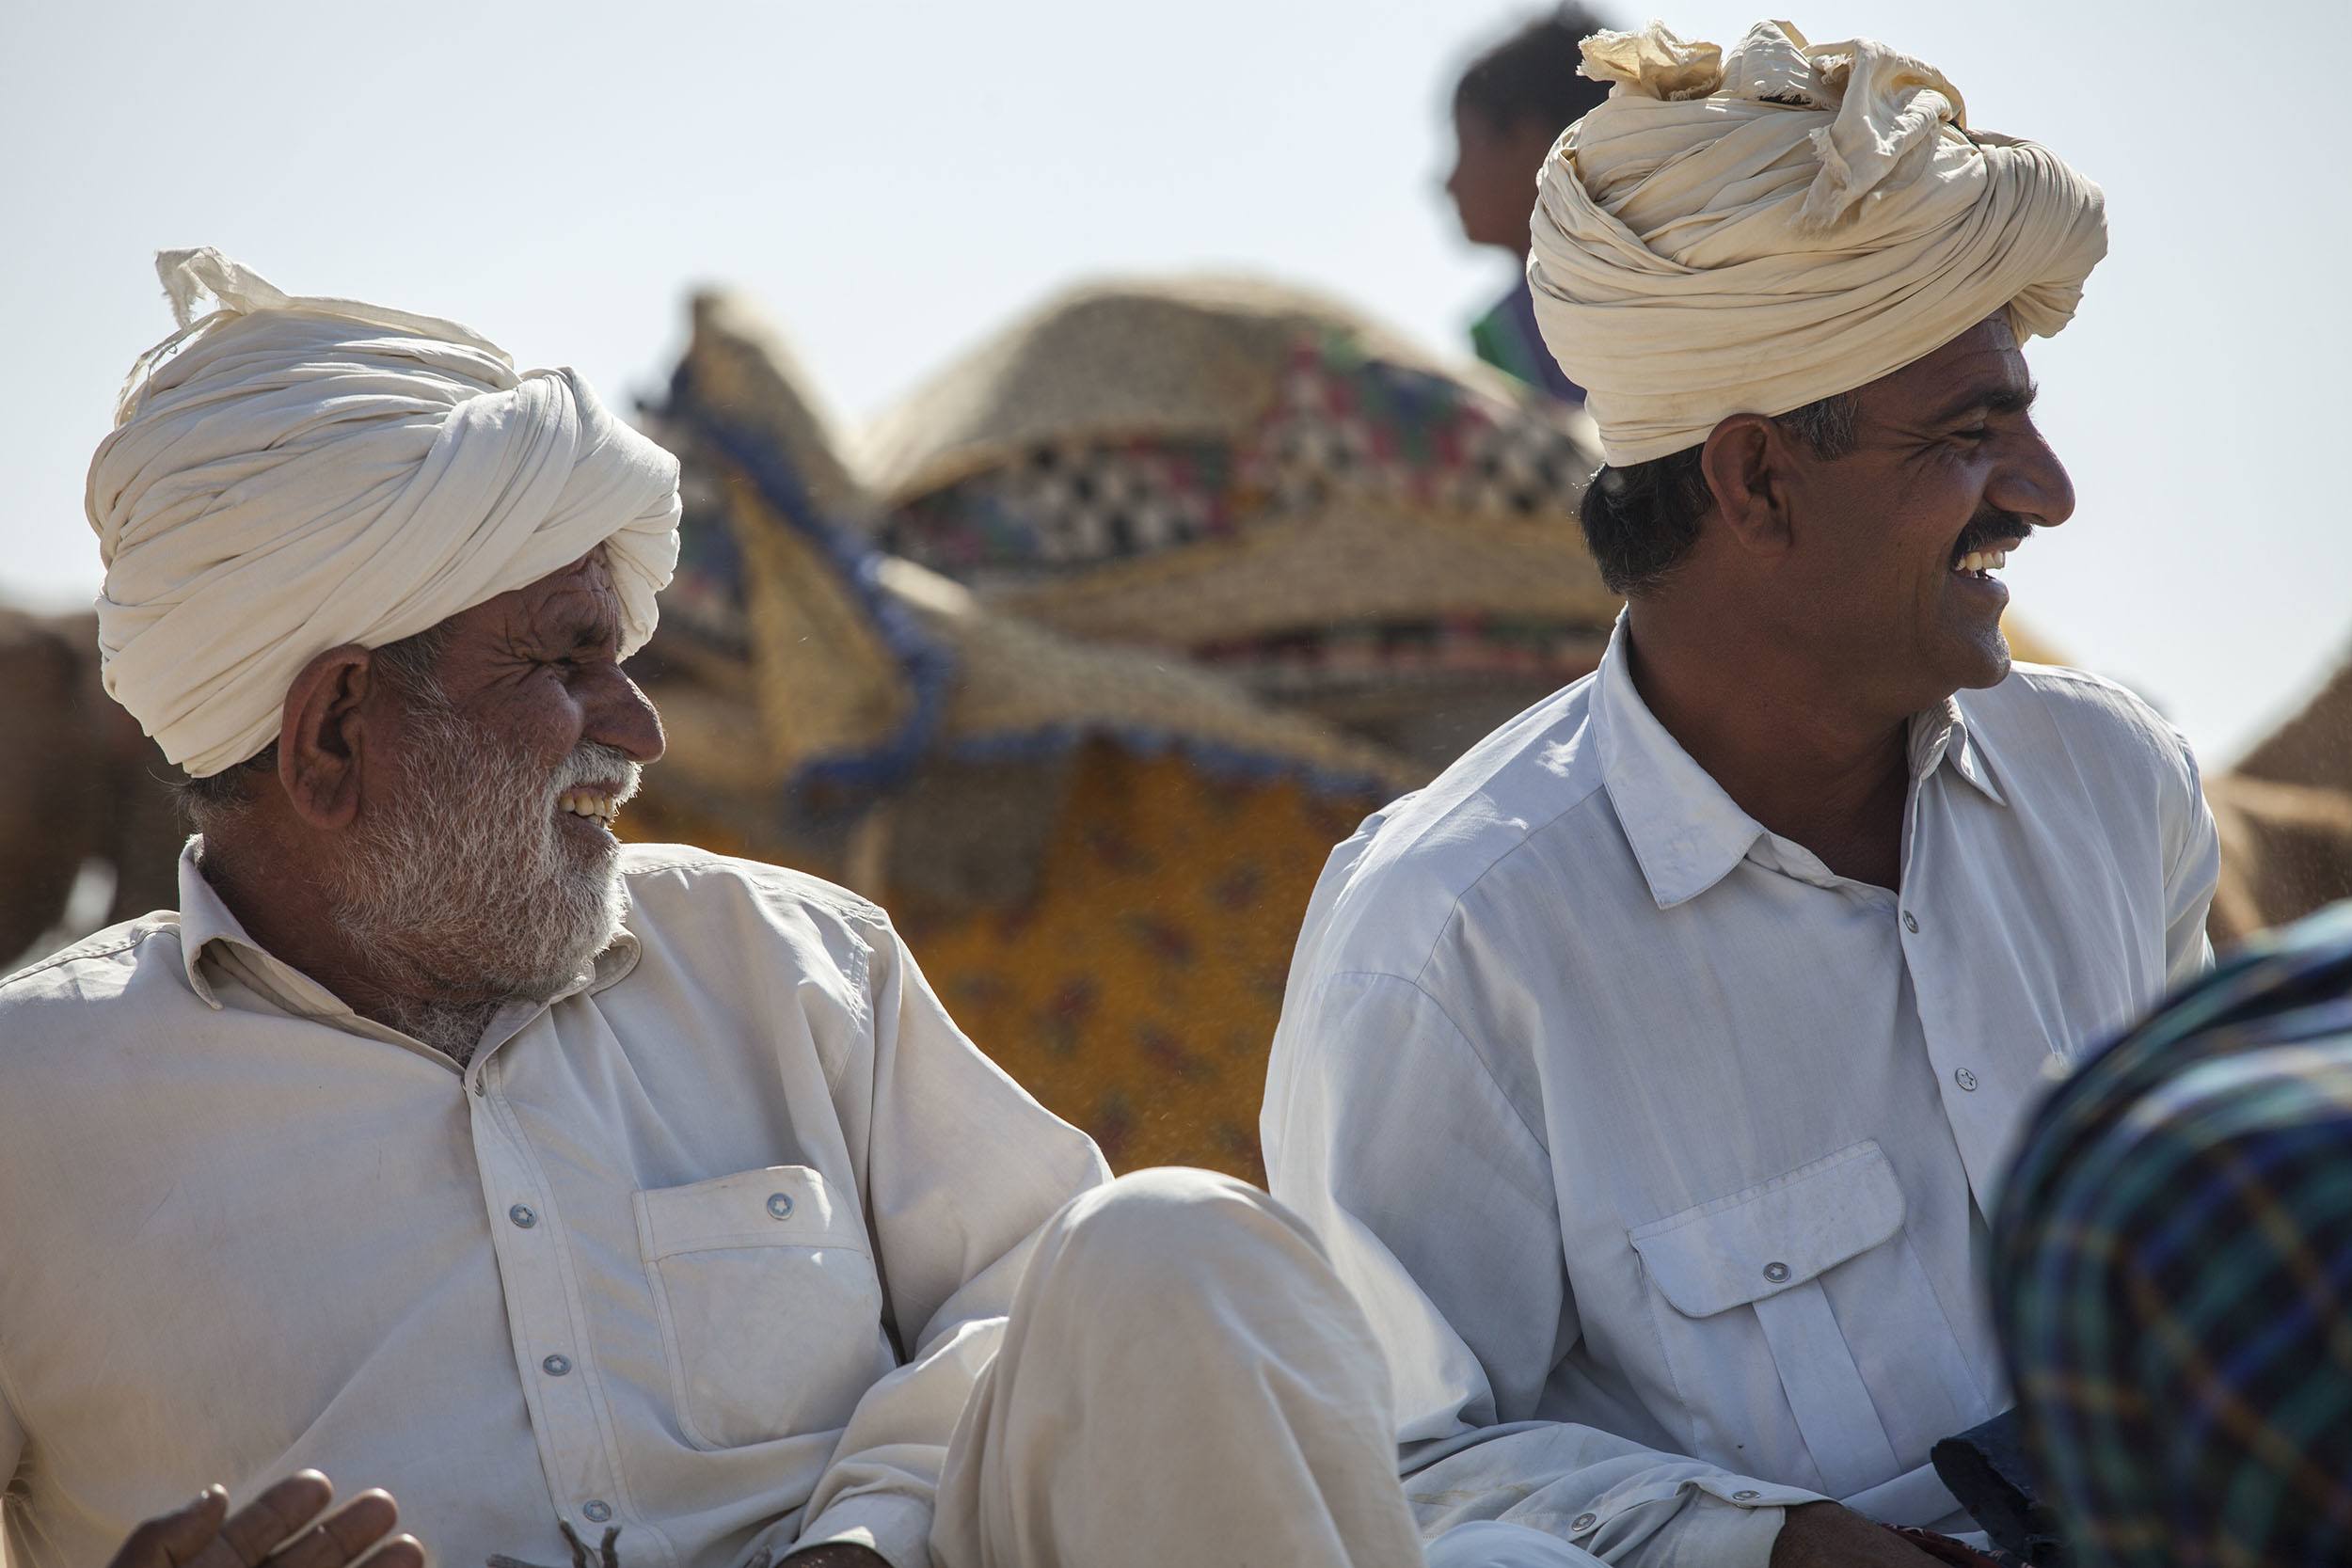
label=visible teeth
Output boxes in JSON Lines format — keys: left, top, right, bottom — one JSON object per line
{"left": 1958, "top": 551, "right": 1984, "bottom": 573}
{"left": 1989, "top": 550, "right": 2007, "bottom": 568}
{"left": 559, "top": 790, "right": 617, "bottom": 823}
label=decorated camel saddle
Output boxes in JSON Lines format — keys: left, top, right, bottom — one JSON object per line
{"left": 627, "top": 278, "right": 1613, "bottom": 1174}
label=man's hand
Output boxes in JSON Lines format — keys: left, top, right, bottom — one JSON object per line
{"left": 105, "top": 1471, "right": 424, "bottom": 1568}
{"left": 1769, "top": 1502, "right": 1947, "bottom": 1567}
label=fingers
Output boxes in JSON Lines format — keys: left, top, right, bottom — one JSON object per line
{"left": 207, "top": 1473, "right": 336, "bottom": 1568}
{"left": 115, "top": 1474, "right": 420, "bottom": 1568}
{"left": 107, "top": 1487, "right": 230, "bottom": 1568}
{"left": 265, "top": 1492, "right": 409, "bottom": 1568}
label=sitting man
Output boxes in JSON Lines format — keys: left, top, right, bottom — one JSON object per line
{"left": 1264, "top": 20, "right": 2219, "bottom": 1568}
{"left": 1994, "top": 901, "right": 2352, "bottom": 1568}
{"left": 0, "top": 251, "right": 1428, "bottom": 1568}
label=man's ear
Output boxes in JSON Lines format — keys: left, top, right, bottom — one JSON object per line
{"left": 1698, "top": 414, "right": 1795, "bottom": 558}
{"left": 276, "top": 644, "right": 375, "bottom": 831}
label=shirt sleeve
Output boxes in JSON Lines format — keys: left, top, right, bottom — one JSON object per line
{"left": 2163, "top": 732, "right": 2223, "bottom": 988}
{"left": 780, "top": 917, "right": 1111, "bottom": 1568}
{"left": 1, "top": 1380, "right": 22, "bottom": 1568}
{"left": 1264, "top": 969, "right": 1815, "bottom": 1568}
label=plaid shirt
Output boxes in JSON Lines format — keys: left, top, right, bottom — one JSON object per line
{"left": 1994, "top": 901, "right": 2352, "bottom": 1568}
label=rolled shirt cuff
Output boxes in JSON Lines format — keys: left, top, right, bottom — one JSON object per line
{"left": 773, "top": 1493, "right": 935, "bottom": 1568}
{"left": 1577, "top": 1475, "right": 1818, "bottom": 1568}
{"left": 1425, "top": 1519, "right": 1610, "bottom": 1564}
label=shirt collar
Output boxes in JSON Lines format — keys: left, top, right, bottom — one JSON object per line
{"left": 1592, "top": 614, "right": 2010, "bottom": 910}
{"left": 1938, "top": 689, "right": 2010, "bottom": 807}
{"left": 175, "top": 837, "right": 644, "bottom": 1012}
{"left": 175, "top": 837, "right": 265, "bottom": 1008}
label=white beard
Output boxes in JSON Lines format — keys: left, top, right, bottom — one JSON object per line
{"left": 324, "top": 694, "right": 640, "bottom": 1055}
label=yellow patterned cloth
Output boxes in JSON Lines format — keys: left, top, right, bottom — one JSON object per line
{"left": 627, "top": 746, "right": 1375, "bottom": 1180}
{"left": 896, "top": 745, "right": 1375, "bottom": 1180}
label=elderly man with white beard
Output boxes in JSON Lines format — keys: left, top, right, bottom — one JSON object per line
{"left": 0, "top": 252, "right": 1440, "bottom": 1568}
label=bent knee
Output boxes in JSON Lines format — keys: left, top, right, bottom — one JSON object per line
{"left": 1041, "top": 1166, "right": 1329, "bottom": 1301}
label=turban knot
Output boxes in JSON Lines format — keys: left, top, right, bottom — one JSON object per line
{"left": 87, "top": 248, "right": 682, "bottom": 777}
{"left": 1529, "top": 20, "right": 2107, "bottom": 467}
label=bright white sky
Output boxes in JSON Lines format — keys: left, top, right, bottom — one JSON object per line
{"left": 4, "top": 0, "right": 2344, "bottom": 767}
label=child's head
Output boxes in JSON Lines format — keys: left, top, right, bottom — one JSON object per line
{"left": 1446, "top": 6, "right": 1614, "bottom": 253}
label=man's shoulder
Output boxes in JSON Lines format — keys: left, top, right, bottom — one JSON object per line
{"left": 616, "top": 844, "right": 894, "bottom": 951}
{"left": 0, "top": 915, "right": 192, "bottom": 1060}
{"left": 1986, "top": 661, "right": 2179, "bottom": 730}
{"left": 1299, "top": 678, "right": 1615, "bottom": 977}
{"left": 621, "top": 843, "right": 880, "bottom": 906}
{"left": 2, "top": 913, "right": 185, "bottom": 995}
{"left": 1969, "top": 662, "right": 2201, "bottom": 778}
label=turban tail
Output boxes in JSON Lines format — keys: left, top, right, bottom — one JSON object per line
{"left": 87, "top": 248, "right": 682, "bottom": 777}
{"left": 1529, "top": 21, "right": 2107, "bottom": 467}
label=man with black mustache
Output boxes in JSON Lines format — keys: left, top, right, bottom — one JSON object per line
{"left": 1263, "top": 19, "right": 2220, "bottom": 1568}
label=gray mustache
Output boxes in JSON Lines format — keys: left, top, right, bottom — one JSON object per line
{"left": 550, "top": 743, "right": 642, "bottom": 806}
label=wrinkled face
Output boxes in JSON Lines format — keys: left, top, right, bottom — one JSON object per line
{"left": 1446, "top": 104, "right": 1561, "bottom": 253}
{"left": 331, "top": 551, "right": 666, "bottom": 1001}
{"left": 1771, "top": 315, "right": 2075, "bottom": 707}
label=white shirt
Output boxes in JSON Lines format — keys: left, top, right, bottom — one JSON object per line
{"left": 1263, "top": 617, "right": 2218, "bottom": 1566}
{"left": 0, "top": 844, "right": 1106, "bottom": 1568}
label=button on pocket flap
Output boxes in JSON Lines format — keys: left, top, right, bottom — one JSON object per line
{"left": 634, "top": 1165, "right": 865, "bottom": 1260}
{"left": 1627, "top": 1141, "right": 1904, "bottom": 1318}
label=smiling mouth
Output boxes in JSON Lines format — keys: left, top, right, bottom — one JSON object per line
{"left": 557, "top": 787, "right": 622, "bottom": 828}
{"left": 1951, "top": 535, "right": 2026, "bottom": 583}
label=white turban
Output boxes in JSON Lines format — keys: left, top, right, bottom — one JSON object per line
{"left": 87, "top": 249, "right": 682, "bottom": 777}
{"left": 1529, "top": 20, "right": 2107, "bottom": 467}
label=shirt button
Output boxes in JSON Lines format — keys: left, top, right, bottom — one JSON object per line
{"left": 509, "top": 1204, "right": 537, "bottom": 1228}
{"left": 1733, "top": 1490, "right": 1761, "bottom": 1502}
{"left": 1762, "top": 1260, "right": 1791, "bottom": 1284}
{"left": 542, "top": 1354, "right": 572, "bottom": 1377}
{"left": 1955, "top": 1068, "right": 1979, "bottom": 1092}
{"left": 767, "top": 1192, "right": 795, "bottom": 1220}
{"left": 581, "top": 1502, "right": 612, "bottom": 1524}
{"left": 1902, "top": 911, "right": 1920, "bottom": 934}
{"left": 1570, "top": 1513, "right": 1597, "bottom": 1533}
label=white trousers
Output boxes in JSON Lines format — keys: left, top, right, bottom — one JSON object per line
{"left": 929, "top": 1168, "right": 1603, "bottom": 1568}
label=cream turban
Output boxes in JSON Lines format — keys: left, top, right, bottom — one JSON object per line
{"left": 87, "top": 249, "right": 682, "bottom": 777}
{"left": 1529, "top": 20, "right": 2107, "bottom": 467}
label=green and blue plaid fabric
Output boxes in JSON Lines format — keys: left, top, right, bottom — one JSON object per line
{"left": 1994, "top": 902, "right": 2352, "bottom": 1568}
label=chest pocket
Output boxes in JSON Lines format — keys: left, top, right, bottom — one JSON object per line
{"left": 1628, "top": 1141, "right": 1988, "bottom": 1498}
{"left": 635, "top": 1164, "right": 893, "bottom": 1450}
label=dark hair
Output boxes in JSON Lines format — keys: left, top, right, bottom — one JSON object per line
{"left": 175, "top": 622, "right": 454, "bottom": 826}
{"left": 1453, "top": 5, "right": 1616, "bottom": 135}
{"left": 1576, "top": 393, "right": 1861, "bottom": 597}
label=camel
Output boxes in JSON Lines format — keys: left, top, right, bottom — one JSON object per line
{"left": 0, "top": 607, "right": 181, "bottom": 970}
{"left": 7, "top": 275, "right": 2343, "bottom": 1176}
{"left": 2207, "top": 650, "right": 2352, "bottom": 945}
{"left": 617, "top": 279, "right": 1611, "bottom": 1175}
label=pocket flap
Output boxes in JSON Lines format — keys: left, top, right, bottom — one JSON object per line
{"left": 635, "top": 1164, "right": 866, "bottom": 1259}
{"left": 1627, "top": 1141, "right": 1904, "bottom": 1318}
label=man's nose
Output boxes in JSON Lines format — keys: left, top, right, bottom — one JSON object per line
{"left": 1990, "top": 427, "right": 2076, "bottom": 531}
{"left": 588, "top": 668, "right": 666, "bottom": 765}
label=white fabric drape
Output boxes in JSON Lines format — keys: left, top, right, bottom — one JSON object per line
{"left": 1528, "top": 21, "right": 2107, "bottom": 467}
{"left": 86, "top": 249, "right": 680, "bottom": 777}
